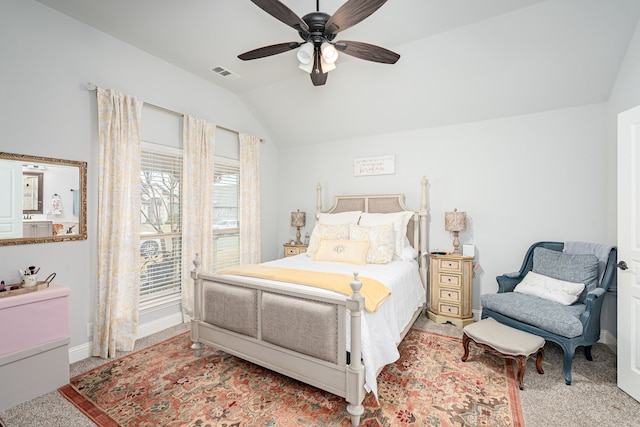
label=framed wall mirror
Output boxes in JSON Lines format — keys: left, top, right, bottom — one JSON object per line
{"left": 0, "top": 152, "right": 87, "bottom": 246}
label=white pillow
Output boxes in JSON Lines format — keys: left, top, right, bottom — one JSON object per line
{"left": 400, "top": 242, "right": 419, "bottom": 261}
{"left": 349, "top": 224, "right": 395, "bottom": 264}
{"left": 306, "top": 223, "right": 350, "bottom": 257}
{"left": 514, "top": 271, "right": 585, "bottom": 305}
{"left": 317, "top": 211, "right": 362, "bottom": 225}
{"left": 359, "top": 211, "right": 414, "bottom": 258}
{"left": 313, "top": 239, "right": 369, "bottom": 265}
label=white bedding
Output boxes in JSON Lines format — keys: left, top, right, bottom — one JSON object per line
{"left": 223, "top": 254, "right": 426, "bottom": 398}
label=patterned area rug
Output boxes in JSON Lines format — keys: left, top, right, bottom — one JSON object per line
{"left": 59, "top": 329, "right": 523, "bottom": 426}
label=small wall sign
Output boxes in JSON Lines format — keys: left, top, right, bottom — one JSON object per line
{"left": 353, "top": 155, "right": 395, "bottom": 177}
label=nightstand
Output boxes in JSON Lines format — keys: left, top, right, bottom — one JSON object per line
{"left": 283, "top": 243, "right": 308, "bottom": 257}
{"left": 427, "top": 253, "right": 474, "bottom": 328}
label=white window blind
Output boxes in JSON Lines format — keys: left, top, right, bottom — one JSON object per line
{"left": 140, "top": 146, "right": 183, "bottom": 302}
{"left": 213, "top": 157, "right": 239, "bottom": 270}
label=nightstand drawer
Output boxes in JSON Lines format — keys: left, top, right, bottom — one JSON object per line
{"left": 438, "top": 274, "right": 460, "bottom": 286}
{"left": 439, "top": 288, "right": 460, "bottom": 301}
{"left": 438, "top": 303, "right": 460, "bottom": 316}
{"left": 283, "top": 244, "right": 308, "bottom": 257}
{"left": 438, "top": 259, "right": 462, "bottom": 271}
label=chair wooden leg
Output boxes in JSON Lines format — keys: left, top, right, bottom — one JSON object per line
{"left": 585, "top": 345, "right": 593, "bottom": 361}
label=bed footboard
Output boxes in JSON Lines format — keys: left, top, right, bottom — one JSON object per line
{"left": 190, "top": 255, "right": 366, "bottom": 426}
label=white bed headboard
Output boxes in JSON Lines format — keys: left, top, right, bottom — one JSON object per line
{"left": 315, "top": 177, "right": 429, "bottom": 287}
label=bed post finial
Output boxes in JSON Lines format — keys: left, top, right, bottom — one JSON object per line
{"left": 193, "top": 253, "right": 201, "bottom": 273}
{"left": 316, "top": 182, "right": 323, "bottom": 219}
{"left": 420, "top": 176, "right": 428, "bottom": 212}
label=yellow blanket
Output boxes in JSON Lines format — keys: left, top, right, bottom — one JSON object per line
{"left": 216, "top": 265, "right": 391, "bottom": 313}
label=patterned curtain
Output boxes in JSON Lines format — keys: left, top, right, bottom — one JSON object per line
{"left": 239, "top": 133, "right": 261, "bottom": 264}
{"left": 181, "top": 115, "right": 216, "bottom": 320}
{"left": 94, "top": 88, "right": 143, "bottom": 358}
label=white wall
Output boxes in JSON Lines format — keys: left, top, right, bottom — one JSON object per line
{"left": 0, "top": 0, "right": 280, "bottom": 354}
{"left": 279, "top": 103, "right": 610, "bottom": 317}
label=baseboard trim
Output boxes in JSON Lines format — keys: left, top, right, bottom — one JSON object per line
{"left": 68, "top": 312, "right": 185, "bottom": 364}
{"left": 599, "top": 329, "right": 618, "bottom": 354}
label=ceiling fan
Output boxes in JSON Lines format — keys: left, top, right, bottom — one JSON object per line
{"left": 238, "top": 0, "right": 400, "bottom": 86}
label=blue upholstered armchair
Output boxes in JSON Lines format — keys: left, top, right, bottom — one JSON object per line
{"left": 481, "top": 241, "right": 617, "bottom": 385}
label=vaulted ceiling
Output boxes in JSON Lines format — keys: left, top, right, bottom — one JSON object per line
{"left": 36, "top": 0, "right": 640, "bottom": 147}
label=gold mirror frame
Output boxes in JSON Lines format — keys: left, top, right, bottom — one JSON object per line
{"left": 0, "top": 152, "right": 87, "bottom": 246}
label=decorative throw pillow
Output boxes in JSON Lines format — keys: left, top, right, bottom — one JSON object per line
{"left": 306, "top": 223, "right": 350, "bottom": 258}
{"left": 317, "top": 211, "right": 362, "bottom": 225}
{"left": 532, "top": 247, "right": 599, "bottom": 303}
{"left": 313, "top": 239, "right": 369, "bottom": 265}
{"left": 358, "top": 211, "right": 414, "bottom": 258}
{"left": 349, "top": 224, "right": 395, "bottom": 264}
{"left": 514, "top": 271, "right": 585, "bottom": 305}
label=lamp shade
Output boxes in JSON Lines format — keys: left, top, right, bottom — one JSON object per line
{"left": 297, "top": 42, "right": 314, "bottom": 65}
{"left": 321, "top": 42, "right": 339, "bottom": 64}
{"left": 291, "top": 210, "right": 306, "bottom": 227}
{"left": 445, "top": 209, "right": 466, "bottom": 232}
{"left": 320, "top": 56, "right": 336, "bottom": 72}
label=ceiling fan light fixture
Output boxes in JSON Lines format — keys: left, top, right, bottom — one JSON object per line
{"left": 296, "top": 42, "right": 314, "bottom": 65}
{"left": 321, "top": 42, "right": 339, "bottom": 64}
{"left": 320, "top": 56, "right": 336, "bottom": 73}
{"left": 298, "top": 60, "right": 314, "bottom": 73}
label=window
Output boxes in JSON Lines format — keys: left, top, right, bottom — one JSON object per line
{"left": 140, "top": 145, "right": 183, "bottom": 303}
{"left": 212, "top": 157, "right": 239, "bottom": 270}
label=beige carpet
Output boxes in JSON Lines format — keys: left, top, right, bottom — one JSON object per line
{"left": 1, "top": 313, "right": 639, "bottom": 426}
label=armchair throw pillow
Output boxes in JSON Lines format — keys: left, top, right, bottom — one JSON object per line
{"left": 532, "top": 247, "right": 599, "bottom": 303}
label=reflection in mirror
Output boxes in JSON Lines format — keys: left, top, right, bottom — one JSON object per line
{"left": 0, "top": 152, "right": 87, "bottom": 246}
{"left": 23, "top": 172, "right": 43, "bottom": 214}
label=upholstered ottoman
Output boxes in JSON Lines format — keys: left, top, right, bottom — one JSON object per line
{"left": 462, "top": 317, "right": 545, "bottom": 390}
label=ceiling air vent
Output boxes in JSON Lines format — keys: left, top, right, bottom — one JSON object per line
{"left": 210, "top": 66, "right": 240, "bottom": 81}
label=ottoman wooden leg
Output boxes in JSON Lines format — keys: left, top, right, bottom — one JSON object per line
{"left": 535, "top": 347, "right": 545, "bottom": 375}
{"left": 515, "top": 356, "right": 526, "bottom": 390}
{"left": 461, "top": 333, "right": 471, "bottom": 362}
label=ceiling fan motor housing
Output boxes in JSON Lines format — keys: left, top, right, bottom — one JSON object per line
{"left": 299, "top": 12, "right": 336, "bottom": 45}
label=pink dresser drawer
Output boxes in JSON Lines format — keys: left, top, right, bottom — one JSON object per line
{"left": 0, "top": 284, "right": 70, "bottom": 356}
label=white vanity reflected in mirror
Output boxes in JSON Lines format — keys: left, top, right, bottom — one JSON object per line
{"left": 0, "top": 152, "right": 87, "bottom": 246}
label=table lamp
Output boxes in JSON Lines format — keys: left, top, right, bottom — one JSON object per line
{"left": 445, "top": 208, "right": 466, "bottom": 254}
{"left": 291, "top": 210, "right": 306, "bottom": 245}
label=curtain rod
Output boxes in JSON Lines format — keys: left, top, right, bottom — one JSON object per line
{"left": 85, "top": 82, "right": 265, "bottom": 143}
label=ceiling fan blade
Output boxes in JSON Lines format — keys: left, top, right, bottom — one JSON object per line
{"left": 238, "top": 42, "right": 301, "bottom": 60}
{"left": 250, "top": 0, "right": 309, "bottom": 33}
{"left": 310, "top": 49, "right": 328, "bottom": 86}
{"left": 334, "top": 40, "right": 400, "bottom": 64}
{"left": 325, "top": 0, "right": 388, "bottom": 35}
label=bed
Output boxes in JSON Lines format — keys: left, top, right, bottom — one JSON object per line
{"left": 190, "top": 177, "right": 429, "bottom": 426}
